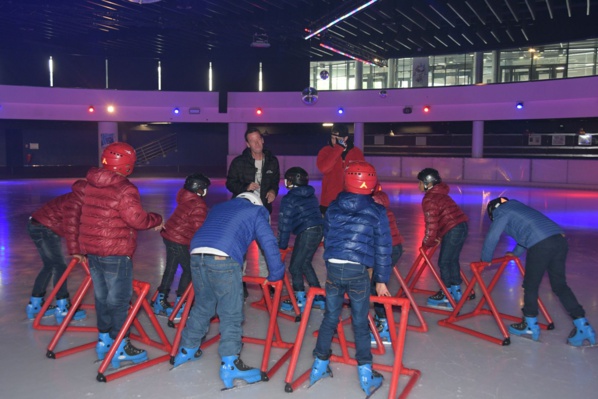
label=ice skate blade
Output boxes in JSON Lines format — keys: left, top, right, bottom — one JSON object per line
{"left": 220, "top": 372, "right": 269, "bottom": 391}
{"left": 308, "top": 368, "right": 333, "bottom": 389}
{"left": 364, "top": 381, "right": 383, "bottom": 399}
{"left": 510, "top": 333, "right": 541, "bottom": 343}
{"left": 426, "top": 303, "right": 454, "bottom": 311}
{"left": 370, "top": 340, "right": 392, "bottom": 346}
{"left": 567, "top": 342, "right": 598, "bottom": 348}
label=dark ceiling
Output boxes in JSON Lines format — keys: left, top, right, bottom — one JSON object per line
{"left": 0, "top": 0, "right": 597, "bottom": 63}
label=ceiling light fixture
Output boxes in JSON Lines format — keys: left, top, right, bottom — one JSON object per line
{"left": 305, "top": 0, "right": 379, "bottom": 40}
{"left": 250, "top": 32, "right": 270, "bottom": 48}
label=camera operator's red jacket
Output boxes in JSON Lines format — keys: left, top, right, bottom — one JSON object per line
{"left": 317, "top": 143, "right": 364, "bottom": 208}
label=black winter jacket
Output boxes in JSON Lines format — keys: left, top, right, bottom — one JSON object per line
{"left": 226, "top": 148, "right": 280, "bottom": 214}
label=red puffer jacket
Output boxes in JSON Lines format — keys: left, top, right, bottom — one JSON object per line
{"left": 161, "top": 188, "right": 208, "bottom": 246}
{"left": 421, "top": 182, "right": 468, "bottom": 247}
{"left": 69, "top": 167, "right": 162, "bottom": 257}
{"left": 372, "top": 190, "right": 404, "bottom": 246}
{"left": 32, "top": 180, "right": 86, "bottom": 238}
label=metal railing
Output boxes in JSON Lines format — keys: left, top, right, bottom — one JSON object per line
{"left": 135, "top": 133, "right": 177, "bottom": 164}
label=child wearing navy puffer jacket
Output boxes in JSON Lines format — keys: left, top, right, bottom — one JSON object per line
{"left": 277, "top": 167, "right": 325, "bottom": 312}
{"left": 310, "top": 161, "right": 392, "bottom": 397}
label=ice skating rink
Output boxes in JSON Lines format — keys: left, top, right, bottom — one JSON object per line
{"left": 2, "top": 177, "right": 597, "bottom": 399}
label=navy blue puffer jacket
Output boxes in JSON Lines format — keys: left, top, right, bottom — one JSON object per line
{"left": 277, "top": 185, "right": 323, "bottom": 249}
{"left": 323, "top": 192, "right": 392, "bottom": 284}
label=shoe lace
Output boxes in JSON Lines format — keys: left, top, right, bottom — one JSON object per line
{"left": 430, "top": 290, "right": 446, "bottom": 300}
{"left": 233, "top": 358, "right": 255, "bottom": 371}
{"left": 124, "top": 342, "right": 144, "bottom": 356}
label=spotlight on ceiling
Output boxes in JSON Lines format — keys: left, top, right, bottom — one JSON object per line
{"left": 173, "top": 107, "right": 181, "bottom": 115}
{"left": 337, "top": 107, "right": 344, "bottom": 115}
{"left": 516, "top": 102, "right": 524, "bottom": 110}
{"left": 256, "top": 108, "right": 263, "bottom": 115}
{"left": 423, "top": 105, "right": 431, "bottom": 113}
{"left": 251, "top": 32, "right": 270, "bottom": 48}
{"left": 88, "top": 106, "right": 95, "bottom": 113}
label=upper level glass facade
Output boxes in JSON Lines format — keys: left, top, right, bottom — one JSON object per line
{"left": 310, "top": 39, "right": 598, "bottom": 90}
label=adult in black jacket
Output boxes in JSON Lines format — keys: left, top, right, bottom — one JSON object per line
{"left": 226, "top": 128, "right": 280, "bottom": 214}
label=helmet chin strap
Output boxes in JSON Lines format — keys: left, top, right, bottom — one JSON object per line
{"left": 198, "top": 188, "right": 208, "bottom": 197}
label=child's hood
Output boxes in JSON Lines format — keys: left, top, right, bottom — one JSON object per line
{"left": 85, "top": 167, "right": 127, "bottom": 188}
{"left": 289, "top": 185, "right": 315, "bottom": 198}
{"left": 336, "top": 191, "right": 374, "bottom": 212}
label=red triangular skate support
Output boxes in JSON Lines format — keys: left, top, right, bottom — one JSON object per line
{"left": 95, "top": 280, "right": 173, "bottom": 382}
{"left": 148, "top": 281, "right": 194, "bottom": 329}
{"left": 400, "top": 245, "right": 475, "bottom": 316}
{"left": 250, "top": 247, "right": 312, "bottom": 322}
{"left": 389, "top": 264, "right": 428, "bottom": 333}
{"left": 169, "top": 276, "right": 297, "bottom": 380}
{"left": 32, "top": 258, "right": 96, "bottom": 333}
{"left": 438, "top": 256, "right": 554, "bottom": 346}
{"left": 39, "top": 260, "right": 173, "bottom": 382}
{"left": 284, "top": 288, "right": 421, "bottom": 399}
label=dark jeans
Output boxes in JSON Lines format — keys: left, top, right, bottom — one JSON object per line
{"left": 314, "top": 261, "right": 372, "bottom": 365}
{"left": 523, "top": 234, "right": 585, "bottom": 319}
{"left": 158, "top": 238, "right": 191, "bottom": 297}
{"left": 288, "top": 225, "right": 323, "bottom": 292}
{"left": 28, "top": 220, "right": 69, "bottom": 299}
{"left": 372, "top": 244, "right": 403, "bottom": 318}
{"left": 182, "top": 254, "right": 244, "bottom": 357}
{"left": 88, "top": 255, "right": 133, "bottom": 340}
{"left": 438, "top": 222, "right": 468, "bottom": 287}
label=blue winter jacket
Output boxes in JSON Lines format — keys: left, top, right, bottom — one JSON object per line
{"left": 481, "top": 199, "right": 564, "bottom": 262}
{"left": 323, "top": 191, "right": 392, "bottom": 284}
{"left": 277, "top": 185, "right": 323, "bottom": 250}
{"left": 190, "top": 198, "right": 285, "bottom": 282}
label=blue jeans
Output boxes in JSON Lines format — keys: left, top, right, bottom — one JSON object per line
{"left": 88, "top": 255, "right": 133, "bottom": 340}
{"left": 438, "top": 222, "right": 468, "bottom": 286}
{"left": 372, "top": 244, "right": 403, "bottom": 318}
{"left": 314, "top": 261, "right": 372, "bottom": 365}
{"left": 523, "top": 234, "right": 585, "bottom": 319}
{"left": 288, "top": 225, "right": 323, "bottom": 292}
{"left": 181, "top": 254, "right": 244, "bottom": 357}
{"left": 28, "top": 220, "right": 69, "bottom": 299}
{"left": 158, "top": 238, "right": 191, "bottom": 297}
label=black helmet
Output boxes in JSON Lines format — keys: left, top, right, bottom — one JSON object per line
{"left": 417, "top": 168, "right": 442, "bottom": 188}
{"left": 284, "top": 167, "right": 309, "bottom": 186}
{"left": 184, "top": 173, "right": 211, "bottom": 194}
{"left": 331, "top": 124, "right": 348, "bottom": 136}
{"left": 487, "top": 197, "right": 509, "bottom": 221}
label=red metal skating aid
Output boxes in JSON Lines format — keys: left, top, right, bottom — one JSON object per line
{"left": 284, "top": 288, "right": 421, "bottom": 399}
{"left": 438, "top": 256, "right": 554, "bottom": 346}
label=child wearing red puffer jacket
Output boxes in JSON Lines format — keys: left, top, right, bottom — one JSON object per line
{"left": 153, "top": 173, "right": 210, "bottom": 319}
{"left": 369, "top": 187, "right": 404, "bottom": 344}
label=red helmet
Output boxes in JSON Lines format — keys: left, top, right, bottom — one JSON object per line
{"left": 344, "top": 161, "right": 377, "bottom": 194}
{"left": 101, "top": 142, "right": 136, "bottom": 176}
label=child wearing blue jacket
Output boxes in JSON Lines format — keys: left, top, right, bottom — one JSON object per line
{"left": 278, "top": 167, "right": 325, "bottom": 312}
{"left": 483, "top": 197, "right": 595, "bottom": 346}
{"left": 310, "top": 161, "right": 392, "bottom": 396}
{"left": 171, "top": 191, "right": 284, "bottom": 389}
